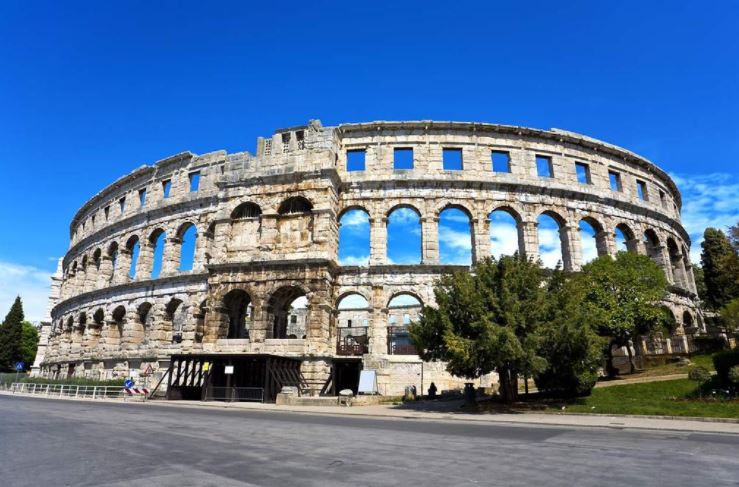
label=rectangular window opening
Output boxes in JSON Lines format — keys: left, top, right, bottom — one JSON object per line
{"left": 393, "top": 148, "right": 414, "bottom": 170}
{"left": 119, "top": 197, "right": 126, "bottom": 213}
{"left": 609, "top": 171, "right": 622, "bottom": 192}
{"left": 491, "top": 151, "right": 511, "bottom": 173}
{"left": 575, "top": 162, "right": 591, "bottom": 185}
{"left": 138, "top": 188, "right": 147, "bottom": 207}
{"left": 162, "top": 179, "right": 172, "bottom": 199}
{"left": 536, "top": 155, "right": 553, "bottom": 178}
{"left": 636, "top": 180, "right": 648, "bottom": 201}
{"left": 104, "top": 206, "right": 110, "bottom": 220}
{"left": 189, "top": 171, "right": 201, "bottom": 193}
{"left": 346, "top": 149, "right": 366, "bottom": 172}
{"left": 442, "top": 148, "right": 463, "bottom": 170}
{"left": 659, "top": 190, "right": 666, "bottom": 207}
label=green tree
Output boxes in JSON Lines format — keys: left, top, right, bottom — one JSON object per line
{"left": 700, "top": 228, "right": 739, "bottom": 310}
{"left": 0, "top": 296, "right": 25, "bottom": 371}
{"left": 692, "top": 264, "right": 708, "bottom": 304}
{"left": 21, "top": 321, "right": 39, "bottom": 369}
{"left": 719, "top": 297, "right": 739, "bottom": 335}
{"left": 728, "top": 222, "right": 739, "bottom": 252}
{"left": 577, "top": 252, "right": 668, "bottom": 375}
{"left": 534, "top": 269, "right": 604, "bottom": 397}
{"left": 409, "top": 255, "right": 548, "bottom": 403}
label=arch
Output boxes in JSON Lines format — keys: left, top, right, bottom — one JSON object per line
{"left": 223, "top": 289, "right": 253, "bottom": 339}
{"left": 231, "top": 202, "right": 262, "bottom": 220}
{"left": 337, "top": 293, "right": 371, "bottom": 345}
{"left": 537, "top": 211, "right": 565, "bottom": 269}
{"left": 165, "top": 298, "right": 187, "bottom": 342}
{"left": 92, "top": 248, "right": 102, "bottom": 270}
{"left": 387, "top": 292, "right": 424, "bottom": 309}
{"left": 337, "top": 292, "right": 370, "bottom": 310}
{"left": 338, "top": 208, "right": 370, "bottom": 266}
{"left": 643, "top": 229, "right": 662, "bottom": 265}
{"left": 489, "top": 207, "right": 522, "bottom": 258}
{"left": 438, "top": 206, "right": 472, "bottom": 265}
{"left": 387, "top": 205, "right": 422, "bottom": 264}
{"left": 267, "top": 286, "right": 308, "bottom": 339}
{"left": 126, "top": 235, "right": 141, "bottom": 278}
{"left": 683, "top": 310, "right": 694, "bottom": 329}
{"left": 278, "top": 196, "right": 313, "bottom": 215}
{"left": 578, "top": 219, "right": 599, "bottom": 263}
{"left": 660, "top": 305, "right": 677, "bottom": 332}
{"left": 137, "top": 302, "right": 153, "bottom": 327}
{"left": 387, "top": 292, "right": 422, "bottom": 355}
{"left": 149, "top": 228, "right": 167, "bottom": 278}
{"left": 667, "top": 237, "right": 687, "bottom": 288}
{"left": 66, "top": 315, "right": 74, "bottom": 330}
{"left": 108, "top": 242, "right": 119, "bottom": 275}
{"left": 111, "top": 305, "right": 126, "bottom": 340}
{"left": 178, "top": 223, "right": 198, "bottom": 272}
{"left": 93, "top": 308, "right": 105, "bottom": 325}
{"left": 614, "top": 223, "right": 636, "bottom": 253}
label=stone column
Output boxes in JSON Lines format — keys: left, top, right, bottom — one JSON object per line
{"left": 685, "top": 261, "right": 698, "bottom": 294}
{"left": 121, "top": 307, "right": 143, "bottom": 351}
{"left": 657, "top": 245, "right": 674, "bottom": 283}
{"left": 259, "top": 214, "right": 279, "bottom": 247}
{"left": 369, "top": 217, "right": 387, "bottom": 266}
{"left": 672, "top": 252, "right": 688, "bottom": 289}
{"left": 422, "top": 216, "right": 439, "bottom": 265}
{"left": 193, "top": 225, "right": 208, "bottom": 272}
{"left": 369, "top": 286, "right": 387, "bottom": 355}
{"left": 98, "top": 255, "right": 114, "bottom": 287}
{"left": 472, "top": 216, "right": 491, "bottom": 263}
{"left": 562, "top": 224, "right": 582, "bottom": 271}
{"left": 520, "top": 221, "right": 539, "bottom": 262}
{"left": 161, "top": 237, "right": 181, "bottom": 276}
{"left": 116, "top": 248, "right": 132, "bottom": 284}
{"left": 137, "top": 242, "right": 154, "bottom": 279}
{"left": 596, "top": 230, "right": 616, "bottom": 257}
{"left": 203, "top": 304, "right": 228, "bottom": 345}
{"left": 625, "top": 238, "right": 642, "bottom": 254}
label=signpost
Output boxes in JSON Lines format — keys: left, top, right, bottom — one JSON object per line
{"left": 14, "top": 361, "right": 24, "bottom": 383}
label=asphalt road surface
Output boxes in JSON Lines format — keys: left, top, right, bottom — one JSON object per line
{"left": 1, "top": 396, "right": 738, "bottom": 486}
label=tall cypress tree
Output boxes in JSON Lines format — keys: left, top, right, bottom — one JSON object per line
{"left": 700, "top": 228, "right": 739, "bottom": 310}
{"left": 0, "top": 296, "right": 25, "bottom": 371}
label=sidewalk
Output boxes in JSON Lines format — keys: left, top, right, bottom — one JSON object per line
{"left": 5, "top": 390, "right": 737, "bottom": 435}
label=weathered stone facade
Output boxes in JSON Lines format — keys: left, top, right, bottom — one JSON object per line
{"left": 33, "top": 120, "right": 702, "bottom": 395}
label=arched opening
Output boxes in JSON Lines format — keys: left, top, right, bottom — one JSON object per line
{"left": 165, "top": 299, "right": 187, "bottom": 343}
{"left": 387, "top": 293, "right": 422, "bottom": 355}
{"left": 579, "top": 219, "right": 599, "bottom": 264}
{"left": 336, "top": 293, "right": 370, "bottom": 356}
{"left": 278, "top": 196, "right": 313, "bottom": 214}
{"left": 77, "top": 312, "right": 87, "bottom": 335}
{"left": 93, "top": 308, "right": 104, "bottom": 325}
{"left": 108, "top": 242, "right": 119, "bottom": 278}
{"left": 538, "top": 212, "right": 564, "bottom": 269}
{"left": 150, "top": 229, "right": 166, "bottom": 278}
{"left": 338, "top": 208, "right": 370, "bottom": 266}
{"left": 229, "top": 202, "right": 262, "bottom": 251}
{"left": 438, "top": 207, "right": 472, "bottom": 265}
{"left": 268, "top": 287, "right": 308, "bottom": 339}
{"left": 667, "top": 238, "right": 686, "bottom": 288}
{"left": 489, "top": 208, "right": 522, "bottom": 259}
{"left": 112, "top": 305, "right": 126, "bottom": 344}
{"left": 643, "top": 229, "right": 662, "bottom": 265}
{"left": 136, "top": 302, "right": 153, "bottom": 345}
{"left": 277, "top": 197, "right": 313, "bottom": 245}
{"left": 683, "top": 310, "right": 694, "bottom": 330}
{"left": 614, "top": 223, "right": 636, "bottom": 253}
{"left": 126, "top": 236, "right": 140, "bottom": 278}
{"left": 223, "top": 290, "right": 253, "bottom": 339}
{"left": 195, "top": 300, "right": 207, "bottom": 343}
{"left": 387, "top": 206, "right": 422, "bottom": 264}
{"left": 66, "top": 315, "right": 74, "bottom": 331}
{"left": 178, "top": 223, "right": 197, "bottom": 272}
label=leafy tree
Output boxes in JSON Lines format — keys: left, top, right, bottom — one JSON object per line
{"left": 692, "top": 264, "right": 708, "bottom": 304}
{"left": 700, "top": 228, "right": 739, "bottom": 310}
{"left": 0, "top": 296, "right": 25, "bottom": 371}
{"left": 534, "top": 269, "right": 604, "bottom": 397}
{"left": 729, "top": 222, "right": 739, "bottom": 252}
{"left": 719, "top": 297, "right": 739, "bottom": 335}
{"left": 576, "top": 252, "right": 668, "bottom": 375}
{"left": 21, "top": 321, "right": 39, "bottom": 369}
{"left": 409, "top": 256, "right": 548, "bottom": 403}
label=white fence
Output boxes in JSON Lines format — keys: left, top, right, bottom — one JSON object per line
{"left": 9, "top": 383, "right": 125, "bottom": 400}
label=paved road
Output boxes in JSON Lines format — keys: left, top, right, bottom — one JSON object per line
{"left": 1, "top": 396, "right": 738, "bottom": 486}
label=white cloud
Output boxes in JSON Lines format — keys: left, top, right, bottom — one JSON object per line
{"left": 389, "top": 207, "right": 420, "bottom": 225}
{"left": 340, "top": 210, "right": 369, "bottom": 228}
{"left": 490, "top": 222, "right": 519, "bottom": 258}
{"left": 439, "top": 225, "right": 472, "bottom": 264}
{"left": 340, "top": 255, "right": 369, "bottom": 266}
{"left": 538, "top": 228, "right": 563, "bottom": 269}
{"left": 671, "top": 172, "right": 739, "bottom": 263}
{"left": 0, "top": 261, "right": 52, "bottom": 323}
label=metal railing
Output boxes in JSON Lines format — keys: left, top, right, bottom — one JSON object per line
{"left": 337, "top": 327, "right": 369, "bottom": 356}
{"left": 387, "top": 326, "right": 418, "bottom": 355}
{"left": 9, "top": 383, "right": 125, "bottom": 400}
{"left": 205, "top": 386, "right": 264, "bottom": 403}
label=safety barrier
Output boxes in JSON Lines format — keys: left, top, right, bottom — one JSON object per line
{"left": 9, "top": 383, "right": 125, "bottom": 400}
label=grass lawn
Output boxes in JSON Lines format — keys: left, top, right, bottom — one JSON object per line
{"left": 544, "top": 379, "right": 739, "bottom": 419}
{"left": 618, "top": 353, "right": 716, "bottom": 379}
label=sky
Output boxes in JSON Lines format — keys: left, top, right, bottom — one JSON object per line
{"left": 1, "top": 1, "right": 738, "bottom": 321}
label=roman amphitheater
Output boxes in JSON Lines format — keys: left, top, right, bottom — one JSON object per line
{"left": 32, "top": 120, "right": 702, "bottom": 400}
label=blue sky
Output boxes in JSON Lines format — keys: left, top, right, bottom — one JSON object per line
{"left": 1, "top": 1, "right": 738, "bottom": 320}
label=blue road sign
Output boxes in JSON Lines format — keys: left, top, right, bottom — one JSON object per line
{"left": 15, "top": 362, "right": 24, "bottom": 371}
{"left": 124, "top": 379, "right": 134, "bottom": 388}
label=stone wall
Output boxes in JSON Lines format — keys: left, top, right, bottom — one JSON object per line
{"left": 37, "top": 119, "right": 702, "bottom": 396}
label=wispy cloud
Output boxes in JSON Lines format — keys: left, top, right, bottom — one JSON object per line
{"left": 340, "top": 254, "right": 369, "bottom": 266}
{"left": 671, "top": 172, "right": 739, "bottom": 263}
{"left": 340, "top": 209, "right": 369, "bottom": 228}
{"left": 0, "top": 261, "right": 52, "bottom": 322}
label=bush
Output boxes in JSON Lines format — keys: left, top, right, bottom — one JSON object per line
{"left": 729, "top": 365, "right": 739, "bottom": 385}
{"left": 713, "top": 349, "right": 739, "bottom": 385}
{"left": 688, "top": 366, "right": 712, "bottom": 383}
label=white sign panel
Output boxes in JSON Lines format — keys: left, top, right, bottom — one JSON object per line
{"left": 224, "top": 365, "right": 235, "bottom": 375}
{"left": 358, "top": 369, "right": 378, "bottom": 394}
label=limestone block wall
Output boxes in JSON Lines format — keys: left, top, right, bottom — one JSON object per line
{"left": 37, "top": 119, "right": 702, "bottom": 394}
